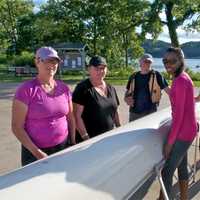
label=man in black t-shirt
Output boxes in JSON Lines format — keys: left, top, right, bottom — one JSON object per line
{"left": 124, "top": 53, "right": 170, "bottom": 122}
{"left": 73, "top": 55, "right": 121, "bottom": 142}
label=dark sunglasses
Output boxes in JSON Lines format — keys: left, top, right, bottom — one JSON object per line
{"left": 162, "top": 58, "right": 177, "bottom": 65}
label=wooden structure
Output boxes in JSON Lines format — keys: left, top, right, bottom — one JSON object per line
{"left": 8, "top": 66, "right": 37, "bottom": 77}
{"left": 53, "top": 43, "right": 88, "bottom": 72}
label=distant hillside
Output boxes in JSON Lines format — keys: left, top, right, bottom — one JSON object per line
{"left": 142, "top": 39, "right": 200, "bottom": 58}
{"left": 181, "top": 42, "right": 200, "bottom": 58}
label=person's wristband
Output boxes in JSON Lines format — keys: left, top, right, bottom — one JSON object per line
{"left": 82, "top": 133, "right": 89, "bottom": 139}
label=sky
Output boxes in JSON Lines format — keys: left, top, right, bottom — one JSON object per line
{"left": 33, "top": 0, "right": 200, "bottom": 44}
{"left": 156, "top": 12, "right": 200, "bottom": 44}
{"left": 157, "top": 27, "right": 200, "bottom": 44}
{"left": 33, "top": 0, "right": 46, "bottom": 4}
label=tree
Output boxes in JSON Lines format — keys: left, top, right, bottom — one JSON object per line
{"left": 110, "top": 0, "right": 150, "bottom": 67}
{"left": 16, "top": 13, "right": 38, "bottom": 52}
{"left": 35, "top": 0, "right": 121, "bottom": 59}
{"left": 142, "top": 0, "right": 200, "bottom": 47}
{"left": 65, "top": 0, "right": 150, "bottom": 66}
{"left": 33, "top": 0, "right": 87, "bottom": 46}
{"left": 0, "top": 0, "right": 34, "bottom": 54}
{"left": 67, "top": 0, "right": 114, "bottom": 55}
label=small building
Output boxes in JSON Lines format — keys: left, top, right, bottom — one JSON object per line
{"left": 53, "top": 43, "right": 89, "bottom": 72}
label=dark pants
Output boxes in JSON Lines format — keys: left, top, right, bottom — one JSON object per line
{"left": 75, "top": 130, "right": 84, "bottom": 143}
{"left": 21, "top": 138, "right": 70, "bottom": 166}
{"left": 129, "top": 109, "right": 156, "bottom": 122}
{"left": 161, "top": 140, "right": 191, "bottom": 199}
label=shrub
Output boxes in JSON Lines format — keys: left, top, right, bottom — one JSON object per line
{"left": 161, "top": 68, "right": 200, "bottom": 82}
{"left": 107, "top": 66, "right": 134, "bottom": 79}
{"left": 185, "top": 68, "right": 200, "bottom": 81}
{"left": 12, "top": 51, "right": 34, "bottom": 67}
{"left": 161, "top": 71, "right": 171, "bottom": 80}
{"left": 0, "top": 54, "right": 7, "bottom": 64}
{"left": 61, "top": 70, "right": 83, "bottom": 76}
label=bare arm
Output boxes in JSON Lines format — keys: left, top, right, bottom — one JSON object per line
{"left": 163, "top": 86, "right": 170, "bottom": 95}
{"left": 12, "top": 99, "right": 47, "bottom": 160}
{"left": 67, "top": 99, "right": 76, "bottom": 145}
{"left": 73, "top": 103, "right": 89, "bottom": 140}
{"left": 124, "top": 91, "right": 134, "bottom": 106}
{"left": 114, "top": 110, "right": 121, "bottom": 127}
{"left": 195, "top": 94, "right": 200, "bottom": 102}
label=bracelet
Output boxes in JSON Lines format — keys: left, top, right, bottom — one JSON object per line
{"left": 82, "top": 133, "right": 89, "bottom": 138}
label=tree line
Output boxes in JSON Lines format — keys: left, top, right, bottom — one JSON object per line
{"left": 0, "top": 0, "right": 200, "bottom": 67}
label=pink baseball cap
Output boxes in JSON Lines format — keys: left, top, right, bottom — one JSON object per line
{"left": 36, "top": 47, "right": 61, "bottom": 61}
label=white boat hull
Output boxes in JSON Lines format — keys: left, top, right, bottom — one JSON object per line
{"left": 0, "top": 108, "right": 172, "bottom": 200}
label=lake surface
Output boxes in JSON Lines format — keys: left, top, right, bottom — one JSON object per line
{"left": 153, "top": 58, "right": 200, "bottom": 72}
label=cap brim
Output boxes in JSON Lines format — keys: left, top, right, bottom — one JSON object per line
{"left": 91, "top": 62, "right": 107, "bottom": 67}
{"left": 98, "top": 63, "right": 107, "bottom": 66}
{"left": 146, "top": 58, "right": 153, "bottom": 62}
{"left": 47, "top": 55, "right": 61, "bottom": 61}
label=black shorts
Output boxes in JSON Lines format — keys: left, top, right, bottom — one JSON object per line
{"left": 21, "top": 138, "right": 70, "bottom": 166}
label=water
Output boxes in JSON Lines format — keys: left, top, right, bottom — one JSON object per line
{"left": 153, "top": 58, "right": 200, "bottom": 72}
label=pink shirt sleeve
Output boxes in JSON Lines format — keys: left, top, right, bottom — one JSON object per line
{"left": 60, "top": 81, "right": 72, "bottom": 102}
{"left": 14, "top": 82, "right": 31, "bottom": 106}
{"left": 167, "top": 79, "right": 186, "bottom": 145}
{"left": 66, "top": 86, "right": 72, "bottom": 101}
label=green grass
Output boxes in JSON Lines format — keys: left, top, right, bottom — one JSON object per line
{"left": 0, "top": 72, "right": 30, "bottom": 83}
{"left": 0, "top": 74, "right": 128, "bottom": 85}
{"left": 1, "top": 68, "right": 200, "bottom": 86}
{"left": 193, "top": 81, "right": 200, "bottom": 87}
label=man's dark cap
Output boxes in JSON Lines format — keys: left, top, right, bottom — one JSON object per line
{"left": 89, "top": 55, "right": 107, "bottom": 67}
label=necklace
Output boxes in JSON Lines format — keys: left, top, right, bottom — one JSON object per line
{"left": 94, "top": 83, "right": 107, "bottom": 97}
{"left": 90, "top": 79, "right": 107, "bottom": 97}
{"left": 41, "top": 81, "right": 56, "bottom": 94}
{"left": 43, "top": 83, "right": 54, "bottom": 89}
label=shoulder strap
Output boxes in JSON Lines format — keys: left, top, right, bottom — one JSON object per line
{"left": 150, "top": 71, "right": 155, "bottom": 96}
{"left": 149, "top": 70, "right": 162, "bottom": 103}
{"left": 130, "top": 71, "right": 137, "bottom": 81}
{"left": 129, "top": 71, "right": 138, "bottom": 93}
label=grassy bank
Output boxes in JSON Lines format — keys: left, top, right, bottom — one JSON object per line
{"left": 0, "top": 72, "right": 128, "bottom": 85}
{"left": 1, "top": 66, "right": 200, "bottom": 86}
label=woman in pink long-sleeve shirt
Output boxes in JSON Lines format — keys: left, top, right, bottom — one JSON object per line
{"left": 158, "top": 47, "right": 198, "bottom": 200}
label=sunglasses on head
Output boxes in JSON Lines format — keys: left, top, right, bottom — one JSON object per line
{"left": 162, "top": 58, "right": 177, "bottom": 65}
